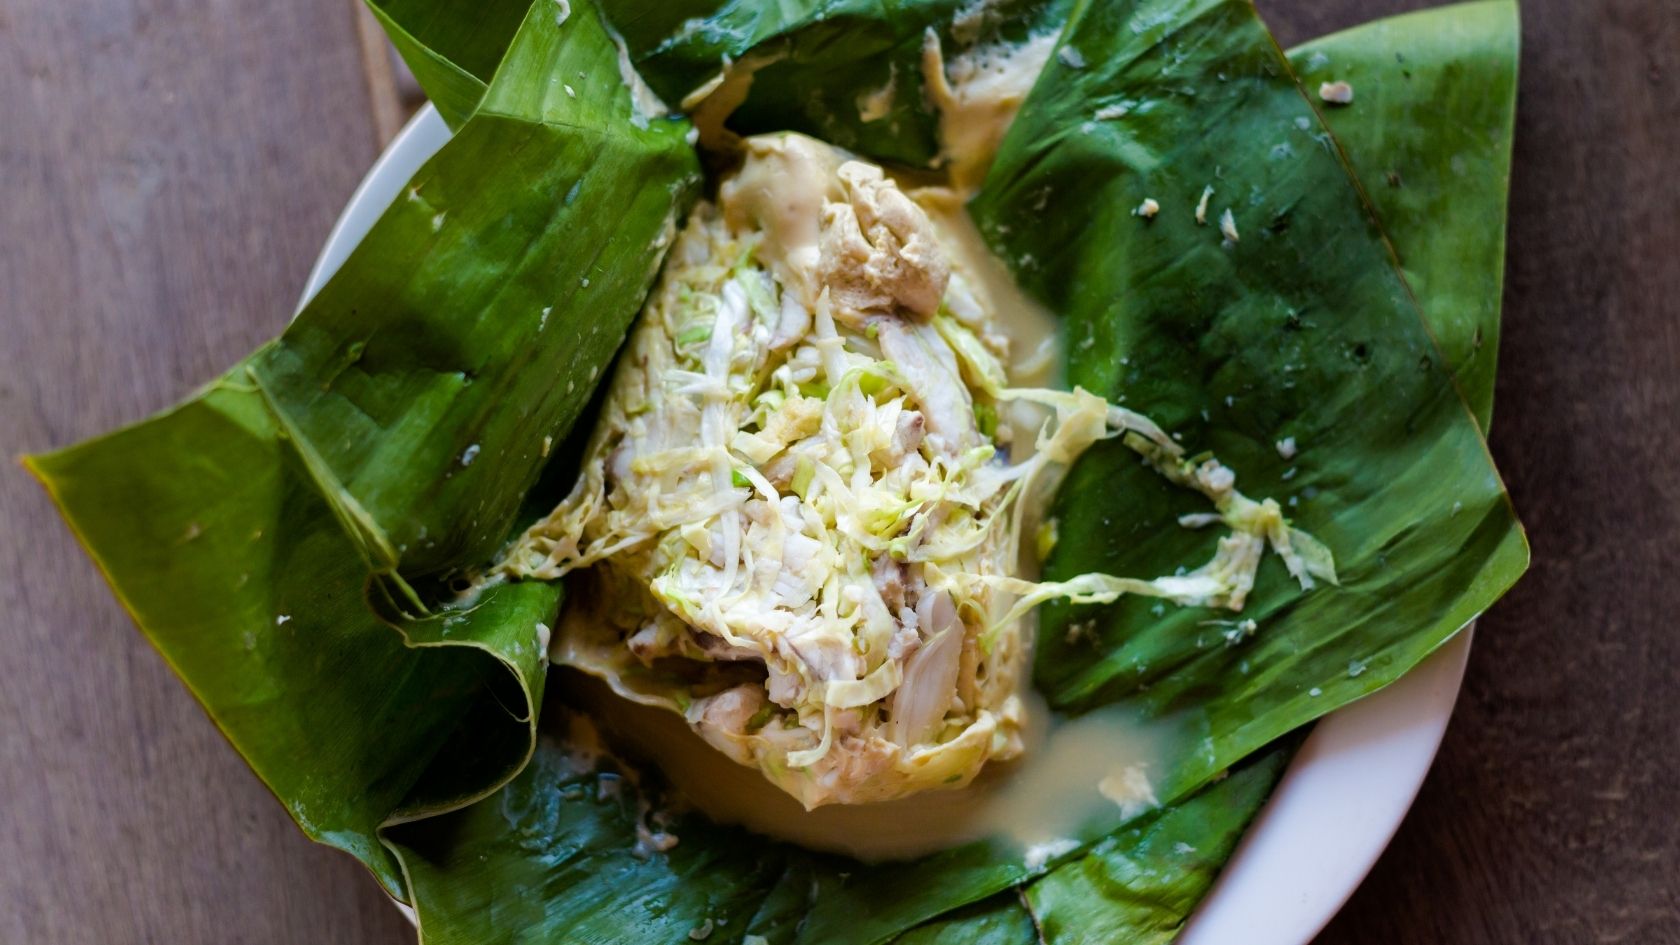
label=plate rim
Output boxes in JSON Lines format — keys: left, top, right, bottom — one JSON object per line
{"left": 301, "top": 103, "right": 1472, "bottom": 945}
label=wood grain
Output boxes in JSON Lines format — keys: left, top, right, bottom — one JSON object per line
{"left": 0, "top": 1, "right": 413, "bottom": 943}
{"left": 0, "top": 1, "right": 1674, "bottom": 943}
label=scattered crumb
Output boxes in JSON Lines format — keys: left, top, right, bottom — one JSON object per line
{"left": 1276, "top": 436, "right": 1298, "bottom": 460}
{"left": 1308, "top": 686, "right": 1323, "bottom": 697}
{"left": 1134, "top": 197, "right": 1160, "bottom": 219}
{"left": 1219, "top": 208, "right": 1240, "bottom": 243}
{"left": 855, "top": 65, "right": 898, "bottom": 123}
{"left": 1195, "top": 185, "right": 1214, "bottom": 224}
{"left": 688, "top": 919, "right": 715, "bottom": 941}
{"left": 1221, "top": 618, "right": 1257, "bottom": 647}
{"left": 1099, "top": 763, "right": 1159, "bottom": 818}
{"left": 1023, "top": 838, "right": 1080, "bottom": 870}
{"left": 636, "top": 821, "right": 679, "bottom": 854}
{"left": 275, "top": 614, "right": 291, "bottom": 626}
{"left": 1318, "top": 80, "right": 1354, "bottom": 105}
{"left": 1057, "top": 45, "right": 1086, "bottom": 69}
{"left": 541, "top": 435, "right": 553, "bottom": 457}
{"left": 564, "top": 83, "right": 576, "bottom": 98}
{"left": 1063, "top": 619, "right": 1096, "bottom": 646}
{"left": 460, "top": 443, "right": 480, "bottom": 466}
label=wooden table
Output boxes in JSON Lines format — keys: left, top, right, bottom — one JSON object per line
{"left": 2, "top": 1, "right": 1674, "bottom": 942}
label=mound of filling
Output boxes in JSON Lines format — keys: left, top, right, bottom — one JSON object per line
{"left": 503, "top": 134, "right": 1332, "bottom": 809}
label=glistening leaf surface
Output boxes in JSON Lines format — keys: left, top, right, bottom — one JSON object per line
{"left": 31, "top": 0, "right": 697, "bottom": 896}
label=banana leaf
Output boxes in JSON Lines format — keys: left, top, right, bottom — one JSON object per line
{"left": 893, "top": 895, "right": 1039, "bottom": 945}
{"left": 32, "top": 0, "right": 1525, "bottom": 942}
{"left": 386, "top": 681, "right": 1292, "bottom": 945}
{"left": 387, "top": 701, "right": 801, "bottom": 945}
{"left": 368, "top": 0, "right": 1516, "bottom": 405}
{"left": 28, "top": 0, "right": 698, "bottom": 896}
{"left": 364, "top": 0, "right": 530, "bottom": 128}
{"left": 1291, "top": 0, "right": 1519, "bottom": 431}
{"left": 969, "top": 0, "right": 1528, "bottom": 799}
{"left": 876, "top": 737, "right": 1291, "bottom": 945}
{"left": 598, "top": 0, "right": 1072, "bottom": 166}
{"left": 377, "top": 3, "right": 1524, "bottom": 944}
{"left": 366, "top": 0, "right": 1075, "bottom": 168}
{"left": 1016, "top": 3, "right": 1522, "bottom": 940}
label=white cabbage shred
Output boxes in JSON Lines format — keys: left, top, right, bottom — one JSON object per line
{"left": 501, "top": 134, "right": 1331, "bottom": 809}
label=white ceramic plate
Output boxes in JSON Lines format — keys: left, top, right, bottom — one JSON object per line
{"left": 302, "top": 104, "right": 1473, "bottom": 945}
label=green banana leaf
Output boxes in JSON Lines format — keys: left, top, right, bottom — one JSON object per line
{"left": 878, "top": 737, "right": 1292, "bottom": 945}
{"left": 599, "top": 0, "right": 1072, "bottom": 166}
{"left": 32, "top": 0, "right": 1525, "bottom": 942}
{"left": 970, "top": 0, "right": 1528, "bottom": 802}
{"left": 365, "top": 0, "right": 530, "bottom": 128}
{"left": 388, "top": 701, "right": 800, "bottom": 945}
{"left": 378, "top": 3, "right": 1525, "bottom": 944}
{"left": 28, "top": 0, "right": 698, "bottom": 897}
{"left": 364, "top": 0, "right": 1516, "bottom": 418}
{"left": 893, "top": 896, "right": 1040, "bottom": 945}
{"left": 366, "top": 0, "right": 1074, "bottom": 167}
{"left": 1023, "top": 740, "right": 1292, "bottom": 945}
{"left": 1017, "top": 3, "right": 1522, "bottom": 941}
{"left": 1292, "top": 0, "right": 1520, "bottom": 431}
{"left": 385, "top": 679, "right": 1293, "bottom": 945}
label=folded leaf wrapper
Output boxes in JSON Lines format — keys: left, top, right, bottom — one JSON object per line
{"left": 32, "top": 0, "right": 1523, "bottom": 941}
{"left": 971, "top": 0, "right": 1527, "bottom": 796}
{"left": 28, "top": 0, "right": 699, "bottom": 896}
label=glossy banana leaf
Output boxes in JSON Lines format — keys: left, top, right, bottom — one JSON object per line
{"left": 873, "top": 737, "right": 1291, "bottom": 945}
{"left": 32, "top": 0, "right": 1526, "bottom": 943}
{"left": 365, "top": 0, "right": 530, "bottom": 128}
{"left": 969, "top": 0, "right": 1528, "bottom": 807}
{"left": 891, "top": 894, "right": 1040, "bottom": 945}
{"left": 28, "top": 0, "right": 698, "bottom": 897}
{"left": 388, "top": 706, "right": 800, "bottom": 945}
{"left": 599, "top": 0, "right": 1072, "bottom": 166}
{"left": 366, "top": 0, "right": 1073, "bottom": 168}
{"left": 1293, "top": 0, "right": 1520, "bottom": 431}
{"left": 1016, "top": 4, "right": 1523, "bottom": 941}
{"left": 386, "top": 684, "right": 1291, "bottom": 945}
{"left": 383, "top": 3, "right": 1523, "bottom": 944}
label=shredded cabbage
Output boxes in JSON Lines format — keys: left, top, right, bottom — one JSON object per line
{"left": 500, "top": 134, "right": 1331, "bottom": 808}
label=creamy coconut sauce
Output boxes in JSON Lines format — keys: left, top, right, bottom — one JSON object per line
{"left": 557, "top": 151, "right": 1167, "bottom": 861}
{"left": 921, "top": 30, "right": 1059, "bottom": 190}
{"left": 569, "top": 670, "right": 1167, "bottom": 862}
{"left": 555, "top": 28, "right": 1166, "bottom": 862}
